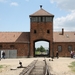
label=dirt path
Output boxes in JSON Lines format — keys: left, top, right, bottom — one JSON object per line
{"left": 47, "top": 57, "right": 75, "bottom": 75}
{"left": 0, "top": 57, "right": 75, "bottom": 75}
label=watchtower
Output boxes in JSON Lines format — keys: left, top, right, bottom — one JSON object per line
{"left": 29, "top": 5, "right": 54, "bottom": 57}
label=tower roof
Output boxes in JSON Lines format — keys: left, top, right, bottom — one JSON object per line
{"left": 30, "top": 5, "right": 54, "bottom": 17}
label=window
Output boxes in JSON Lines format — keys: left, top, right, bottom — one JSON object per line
{"left": 41, "top": 17, "right": 43, "bottom": 22}
{"left": 10, "top": 45, "right": 14, "bottom": 48}
{"left": 47, "top": 30, "right": 50, "bottom": 33}
{"left": 34, "top": 30, "right": 36, "bottom": 34}
{"left": 31, "top": 17, "right": 53, "bottom": 22}
{"left": 31, "top": 17, "right": 38, "bottom": 22}
{"left": 58, "top": 45, "right": 62, "bottom": 51}
{"left": 68, "top": 45, "right": 72, "bottom": 51}
{"left": 0, "top": 45, "right": 2, "bottom": 49}
{"left": 46, "top": 17, "right": 53, "bottom": 22}
{"left": 42, "top": 17, "right": 45, "bottom": 22}
{"left": 38, "top": 17, "right": 46, "bottom": 22}
{"left": 38, "top": 17, "right": 43, "bottom": 22}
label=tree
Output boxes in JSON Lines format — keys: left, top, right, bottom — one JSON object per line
{"left": 36, "top": 46, "right": 46, "bottom": 54}
{"left": 36, "top": 47, "right": 40, "bottom": 51}
{"left": 40, "top": 46, "right": 45, "bottom": 54}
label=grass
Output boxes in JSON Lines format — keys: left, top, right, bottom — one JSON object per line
{"left": 0, "top": 65, "right": 8, "bottom": 73}
{"left": 0, "top": 65, "right": 4, "bottom": 73}
{"left": 68, "top": 61, "right": 75, "bottom": 72}
{"left": 35, "top": 51, "right": 41, "bottom": 54}
{"left": 0, "top": 65, "right": 3, "bottom": 69}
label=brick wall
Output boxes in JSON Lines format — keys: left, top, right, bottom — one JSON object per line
{"left": 0, "top": 42, "right": 75, "bottom": 58}
{"left": 53, "top": 42, "right": 75, "bottom": 57}
{"left": 0, "top": 43, "right": 29, "bottom": 58}
{"left": 30, "top": 22, "right": 53, "bottom": 57}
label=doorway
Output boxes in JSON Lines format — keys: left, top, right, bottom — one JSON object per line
{"left": 34, "top": 40, "right": 50, "bottom": 57}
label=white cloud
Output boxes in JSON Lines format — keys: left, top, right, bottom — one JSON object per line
{"left": 10, "top": 2, "right": 18, "bottom": 6}
{"left": 54, "top": 11, "right": 75, "bottom": 31}
{"left": 50, "top": 0, "right": 75, "bottom": 31}
{"left": 50, "top": 0, "right": 75, "bottom": 11}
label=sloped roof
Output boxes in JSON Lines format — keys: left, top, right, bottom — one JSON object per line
{"left": 0, "top": 32, "right": 75, "bottom": 43}
{"left": 30, "top": 8, "right": 54, "bottom": 17}
{"left": 53, "top": 32, "right": 75, "bottom": 42}
{"left": 0, "top": 32, "right": 30, "bottom": 43}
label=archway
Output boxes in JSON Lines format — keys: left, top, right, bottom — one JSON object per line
{"left": 34, "top": 40, "right": 50, "bottom": 57}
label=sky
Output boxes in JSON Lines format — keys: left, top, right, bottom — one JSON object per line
{"left": 35, "top": 41, "right": 49, "bottom": 49}
{"left": 0, "top": 0, "right": 75, "bottom": 32}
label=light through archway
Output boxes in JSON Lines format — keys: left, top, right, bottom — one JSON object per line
{"left": 34, "top": 40, "right": 49, "bottom": 57}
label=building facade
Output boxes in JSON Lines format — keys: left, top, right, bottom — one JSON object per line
{"left": 0, "top": 6, "right": 75, "bottom": 58}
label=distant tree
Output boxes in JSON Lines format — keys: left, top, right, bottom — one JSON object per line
{"left": 36, "top": 47, "right": 40, "bottom": 51}
{"left": 36, "top": 46, "right": 46, "bottom": 54}
{"left": 40, "top": 46, "right": 45, "bottom": 53}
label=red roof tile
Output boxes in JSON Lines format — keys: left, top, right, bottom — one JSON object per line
{"left": 30, "top": 8, "right": 54, "bottom": 17}
{"left": 53, "top": 32, "right": 75, "bottom": 42}
{"left": 0, "top": 32, "right": 75, "bottom": 43}
{"left": 0, "top": 32, "right": 30, "bottom": 43}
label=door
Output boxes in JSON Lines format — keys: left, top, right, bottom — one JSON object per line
{"left": 0, "top": 50, "right": 17, "bottom": 58}
{"left": 9, "top": 50, "right": 17, "bottom": 58}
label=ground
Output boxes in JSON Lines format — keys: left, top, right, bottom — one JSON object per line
{"left": 0, "top": 57, "right": 75, "bottom": 75}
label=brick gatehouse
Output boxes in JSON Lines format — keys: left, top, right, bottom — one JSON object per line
{"left": 0, "top": 6, "right": 75, "bottom": 58}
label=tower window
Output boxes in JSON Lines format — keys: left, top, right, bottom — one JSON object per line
{"left": 41, "top": 17, "right": 43, "bottom": 22}
{"left": 34, "top": 30, "right": 36, "bottom": 34}
{"left": 46, "top": 17, "right": 53, "bottom": 22}
{"left": 38, "top": 17, "right": 46, "bottom": 22}
{"left": 47, "top": 30, "right": 50, "bottom": 33}
{"left": 31, "top": 17, "right": 38, "bottom": 22}
{"left": 38, "top": 17, "right": 42, "bottom": 22}
{"left": 42, "top": 17, "right": 45, "bottom": 22}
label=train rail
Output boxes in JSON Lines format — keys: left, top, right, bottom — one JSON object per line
{"left": 19, "top": 60, "right": 37, "bottom": 75}
{"left": 19, "top": 58, "right": 52, "bottom": 75}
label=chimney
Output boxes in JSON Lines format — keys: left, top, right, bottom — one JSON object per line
{"left": 62, "top": 28, "right": 64, "bottom": 35}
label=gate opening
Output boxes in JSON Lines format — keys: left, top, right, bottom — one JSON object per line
{"left": 34, "top": 40, "right": 50, "bottom": 57}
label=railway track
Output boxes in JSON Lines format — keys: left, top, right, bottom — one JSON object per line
{"left": 19, "top": 58, "right": 52, "bottom": 75}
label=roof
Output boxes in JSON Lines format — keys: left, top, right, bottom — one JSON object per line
{"left": 29, "top": 8, "right": 54, "bottom": 17}
{"left": 0, "top": 32, "right": 75, "bottom": 43}
{"left": 0, "top": 32, "right": 30, "bottom": 43}
{"left": 53, "top": 32, "right": 75, "bottom": 42}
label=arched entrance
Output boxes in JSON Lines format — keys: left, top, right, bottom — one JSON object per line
{"left": 34, "top": 39, "right": 50, "bottom": 57}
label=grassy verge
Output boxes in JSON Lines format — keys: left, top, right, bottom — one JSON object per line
{"left": 0, "top": 65, "right": 8, "bottom": 73}
{"left": 68, "top": 61, "right": 75, "bottom": 72}
{"left": 35, "top": 51, "right": 41, "bottom": 55}
{"left": 0, "top": 65, "right": 3, "bottom": 69}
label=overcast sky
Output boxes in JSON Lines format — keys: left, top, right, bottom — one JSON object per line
{"left": 35, "top": 41, "right": 49, "bottom": 49}
{"left": 0, "top": 0, "right": 75, "bottom": 32}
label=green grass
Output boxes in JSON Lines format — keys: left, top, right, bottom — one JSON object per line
{"left": 68, "top": 61, "right": 75, "bottom": 72}
{"left": 0, "top": 65, "right": 3, "bottom": 69}
{"left": 35, "top": 51, "right": 41, "bottom": 54}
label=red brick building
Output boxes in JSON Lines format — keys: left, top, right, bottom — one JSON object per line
{"left": 0, "top": 6, "right": 75, "bottom": 58}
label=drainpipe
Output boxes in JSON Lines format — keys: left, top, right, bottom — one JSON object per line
{"left": 27, "top": 42, "right": 30, "bottom": 58}
{"left": 52, "top": 42, "right": 54, "bottom": 59}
